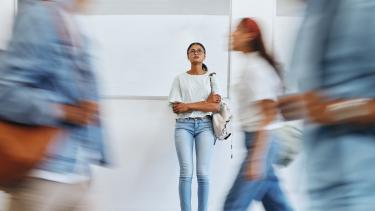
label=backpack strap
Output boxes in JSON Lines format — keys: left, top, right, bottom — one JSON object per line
{"left": 208, "top": 72, "right": 216, "bottom": 94}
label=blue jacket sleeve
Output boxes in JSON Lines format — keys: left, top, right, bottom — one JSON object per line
{"left": 0, "top": 6, "right": 63, "bottom": 126}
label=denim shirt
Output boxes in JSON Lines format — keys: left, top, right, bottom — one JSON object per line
{"left": 293, "top": 0, "right": 375, "bottom": 205}
{"left": 0, "top": 1, "right": 109, "bottom": 175}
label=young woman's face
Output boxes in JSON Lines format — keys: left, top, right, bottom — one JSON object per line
{"left": 231, "top": 25, "right": 255, "bottom": 52}
{"left": 187, "top": 44, "right": 206, "bottom": 65}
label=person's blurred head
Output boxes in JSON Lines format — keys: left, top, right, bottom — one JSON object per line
{"left": 231, "top": 18, "right": 263, "bottom": 53}
{"left": 187, "top": 42, "right": 208, "bottom": 71}
{"left": 74, "top": 0, "right": 90, "bottom": 11}
{"left": 232, "top": 18, "right": 281, "bottom": 76}
{"left": 53, "top": 0, "right": 90, "bottom": 12}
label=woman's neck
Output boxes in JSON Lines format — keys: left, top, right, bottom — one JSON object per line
{"left": 188, "top": 64, "right": 205, "bottom": 75}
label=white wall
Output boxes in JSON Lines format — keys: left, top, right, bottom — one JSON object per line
{"left": 0, "top": 1, "right": 15, "bottom": 209}
{"left": 80, "top": 15, "right": 230, "bottom": 98}
{"left": 0, "top": 0, "right": 307, "bottom": 210}
{"left": 0, "top": 0, "right": 14, "bottom": 50}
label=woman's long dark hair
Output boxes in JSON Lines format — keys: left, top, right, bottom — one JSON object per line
{"left": 239, "top": 18, "right": 282, "bottom": 78}
{"left": 187, "top": 42, "right": 208, "bottom": 72}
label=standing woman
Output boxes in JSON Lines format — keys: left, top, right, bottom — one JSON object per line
{"left": 169, "top": 42, "right": 221, "bottom": 211}
{"left": 224, "top": 18, "right": 293, "bottom": 211}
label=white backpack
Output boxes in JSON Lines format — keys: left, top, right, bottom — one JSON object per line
{"left": 209, "top": 73, "right": 232, "bottom": 141}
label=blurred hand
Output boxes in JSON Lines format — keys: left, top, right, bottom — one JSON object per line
{"left": 305, "top": 92, "right": 375, "bottom": 125}
{"left": 278, "top": 94, "right": 305, "bottom": 121}
{"left": 61, "top": 105, "right": 90, "bottom": 125}
{"left": 304, "top": 92, "right": 336, "bottom": 124}
{"left": 244, "top": 130, "right": 267, "bottom": 181}
{"left": 244, "top": 159, "right": 263, "bottom": 181}
{"left": 173, "top": 103, "right": 190, "bottom": 114}
{"left": 79, "top": 101, "right": 98, "bottom": 113}
{"left": 278, "top": 92, "right": 335, "bottom": 124}
{"left": 256, "top": 99, "right": 278, "bottom": 127}
{"left": 207, "top": 93, "right": 221, "bottom": 103}
{"left": 61, "top": 101, "right": 99, "bottom": 125}
{"left": 79, "top": 101, "right": 99, "bottom": 123}
{"left": 278, "top": 92, "right": 374, "bottom": 124}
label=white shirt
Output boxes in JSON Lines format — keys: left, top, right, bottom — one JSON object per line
{"left": 168, "top": 71, "right": 220, "bottom": 119}
{"left": 232, "top": 52, "right": 283, "bottom": 132}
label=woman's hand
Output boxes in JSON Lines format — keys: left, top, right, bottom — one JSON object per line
{"left": 173, "top": 103, "right": 190, "bottom": 114}
{"left": 279, "top": 92, "right": 375, "bottom": 125}
{"left": 303, "top": 92, "right": 336, "bottom": 124}
{"left": 302, "top": 92, "right": 369, "bottom": 124}
{"left": 244, "top": 130, "right": 267, "bottom": 181}
{"left": 278, "top": 92, "right": 341, "bottom": 124}
{"left": 256, "top": 99, "right": 278, "bottom": 127}
{"left": 61, "top": 101, "right": 99, "bottom": 125}
{"left": 79, "top": 101, "right": 99, "bottom": 123}
{"left": 278, "top": 94, "right": 305, "bottom": 121}
{"left": 207, "top": 93, "right": 221, "bottom": 103}
{"left": 244, "top": 159, "right": 264, "bottom": 181}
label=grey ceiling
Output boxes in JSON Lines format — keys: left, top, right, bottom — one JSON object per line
{"left": 86, "top": 0, "right": 231, "bottom": 15}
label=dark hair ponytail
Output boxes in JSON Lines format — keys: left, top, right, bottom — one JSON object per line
{"left": 187, "top": 42, "right": 208, "bottom": 72}
{"left": 202, "top": 63, "right": 208, "bottom": 72}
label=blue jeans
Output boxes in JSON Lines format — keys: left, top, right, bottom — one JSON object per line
{"left": 175, "top": 117, "right": 215, "bottom": 211}
{"left": 224, "top": 131, "right": 293, "bottom": 211}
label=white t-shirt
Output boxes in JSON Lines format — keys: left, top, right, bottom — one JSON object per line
{"left": 168, "top": 71, "right": 220, "bottom": 119}
{"left": 232, "top": 52, "right": 283, "bottom": 132}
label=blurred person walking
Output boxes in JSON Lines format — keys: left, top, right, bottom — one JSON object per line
{"left": 223, "top": 18, "right": 293, "bottom": 211}
{"left": 0, "top": 0, "right": 109, "bottom": 210}
{"left": 278, "top": 0, "right": 375, "bottom": 210}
